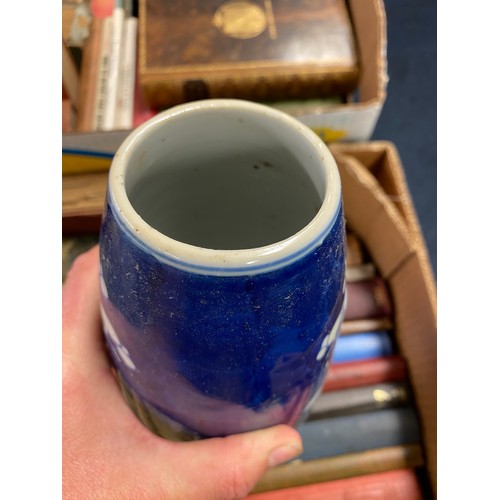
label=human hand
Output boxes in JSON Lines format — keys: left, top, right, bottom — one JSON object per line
{"left": 63, "top": 246, "right": 303, "bottom": 499}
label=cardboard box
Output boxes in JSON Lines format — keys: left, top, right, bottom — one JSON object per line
{"left": 62, "top": 141, "right": 435, "bottom": 495}
{"left": 331, "top": 141, "right": 437, "bottom": 496}
{"left": 279, "top": 0, "right": 388, "bottom": 141}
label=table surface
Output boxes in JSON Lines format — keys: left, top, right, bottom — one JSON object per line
{"left": 372, "top": 0, "right": 436, "bottom": 278}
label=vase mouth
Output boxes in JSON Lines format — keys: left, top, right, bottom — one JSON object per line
{"left": 108, "top": 99, "right": 342, "bottom": 275}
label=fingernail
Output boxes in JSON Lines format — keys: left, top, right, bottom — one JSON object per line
{"left": 268, "top": 443, "right": 302, "bottom": 467}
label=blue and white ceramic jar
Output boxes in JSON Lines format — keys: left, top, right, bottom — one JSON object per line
{"left": 99, "top": 99, "right": 346, "bottom": 440}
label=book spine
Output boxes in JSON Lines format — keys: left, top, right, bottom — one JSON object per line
{"left": 344, "top": 275, "right": 393, "bottom": 321}
{"left": 140, "top": 70, "right": 360, "bottom": 110}
{"left": 322, "top": 355, "right": 406, "bottom": 392}
{"left": 249, "top": 468, "right": 425, "bottom": 499}
{"left": 115, "top": 16, "right": 138, "bottom": 130}
{"left": 251, "top": 444, "right": 424, "bottom": 494}
{"left": 308, "top": 381, "right": 409, "bottom": 420}
{"left": 340, "top": 317, "right": 393, "bottom": 335}
{"left": 296, "top": 407, "right": 421, "bottom": 461}
{"left": 102, "top": 5, "right": 125, "bottom": 130}
{"left": 93, "top": 16, "right": 113, "bottom": 130}
{"left": 76, "top": 17, "right": 104, "bottom": 131}
{"left": 332, "top": 331, "right": 393, "bottom": 363}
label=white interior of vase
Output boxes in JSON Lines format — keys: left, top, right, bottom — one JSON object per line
{"left": 125, "top": 107, "right": 325, "bottom": 250}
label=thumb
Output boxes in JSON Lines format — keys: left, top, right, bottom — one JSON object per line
{"left": 158, "top": 424, "right": 303, "bottom": 500}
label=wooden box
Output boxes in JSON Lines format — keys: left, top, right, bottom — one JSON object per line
{"left": 137, "top": 0, "right": 360, "bottom": 108}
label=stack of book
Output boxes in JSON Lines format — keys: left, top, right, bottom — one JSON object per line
{"left": 62, "top": 228, "right": 432, "bottom": 498}
{"left": 76, "top": 0, "right": 143, "bottom": 132}
{"left": 247, "top": 231, "right": 432, "bottom": 498}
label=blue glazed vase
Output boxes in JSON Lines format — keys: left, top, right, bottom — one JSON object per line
{"left": 99, "top": 99, "right": 346, "bottom": 440}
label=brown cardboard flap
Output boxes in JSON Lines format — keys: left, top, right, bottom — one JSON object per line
{"left": 332, "top": 141, "right": 436, "bottom": 295}
{"left": 333, "top": 152, "right": 416, "bottom": 278}
{"left": 390, "top": 252, "right": 437, "bottom": 490}
{"left": 331, "top": 141, "right": 388, "bottom": 174}
{"left": 349, "top": 0, "right": 387, "bottom": 103}
{"left": 332, "top": 149, "right": 437, "bottom": 496}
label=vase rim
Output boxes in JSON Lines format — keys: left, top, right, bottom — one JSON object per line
{"left": 108, "top": 99, "right": 342, "bottom": 276}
